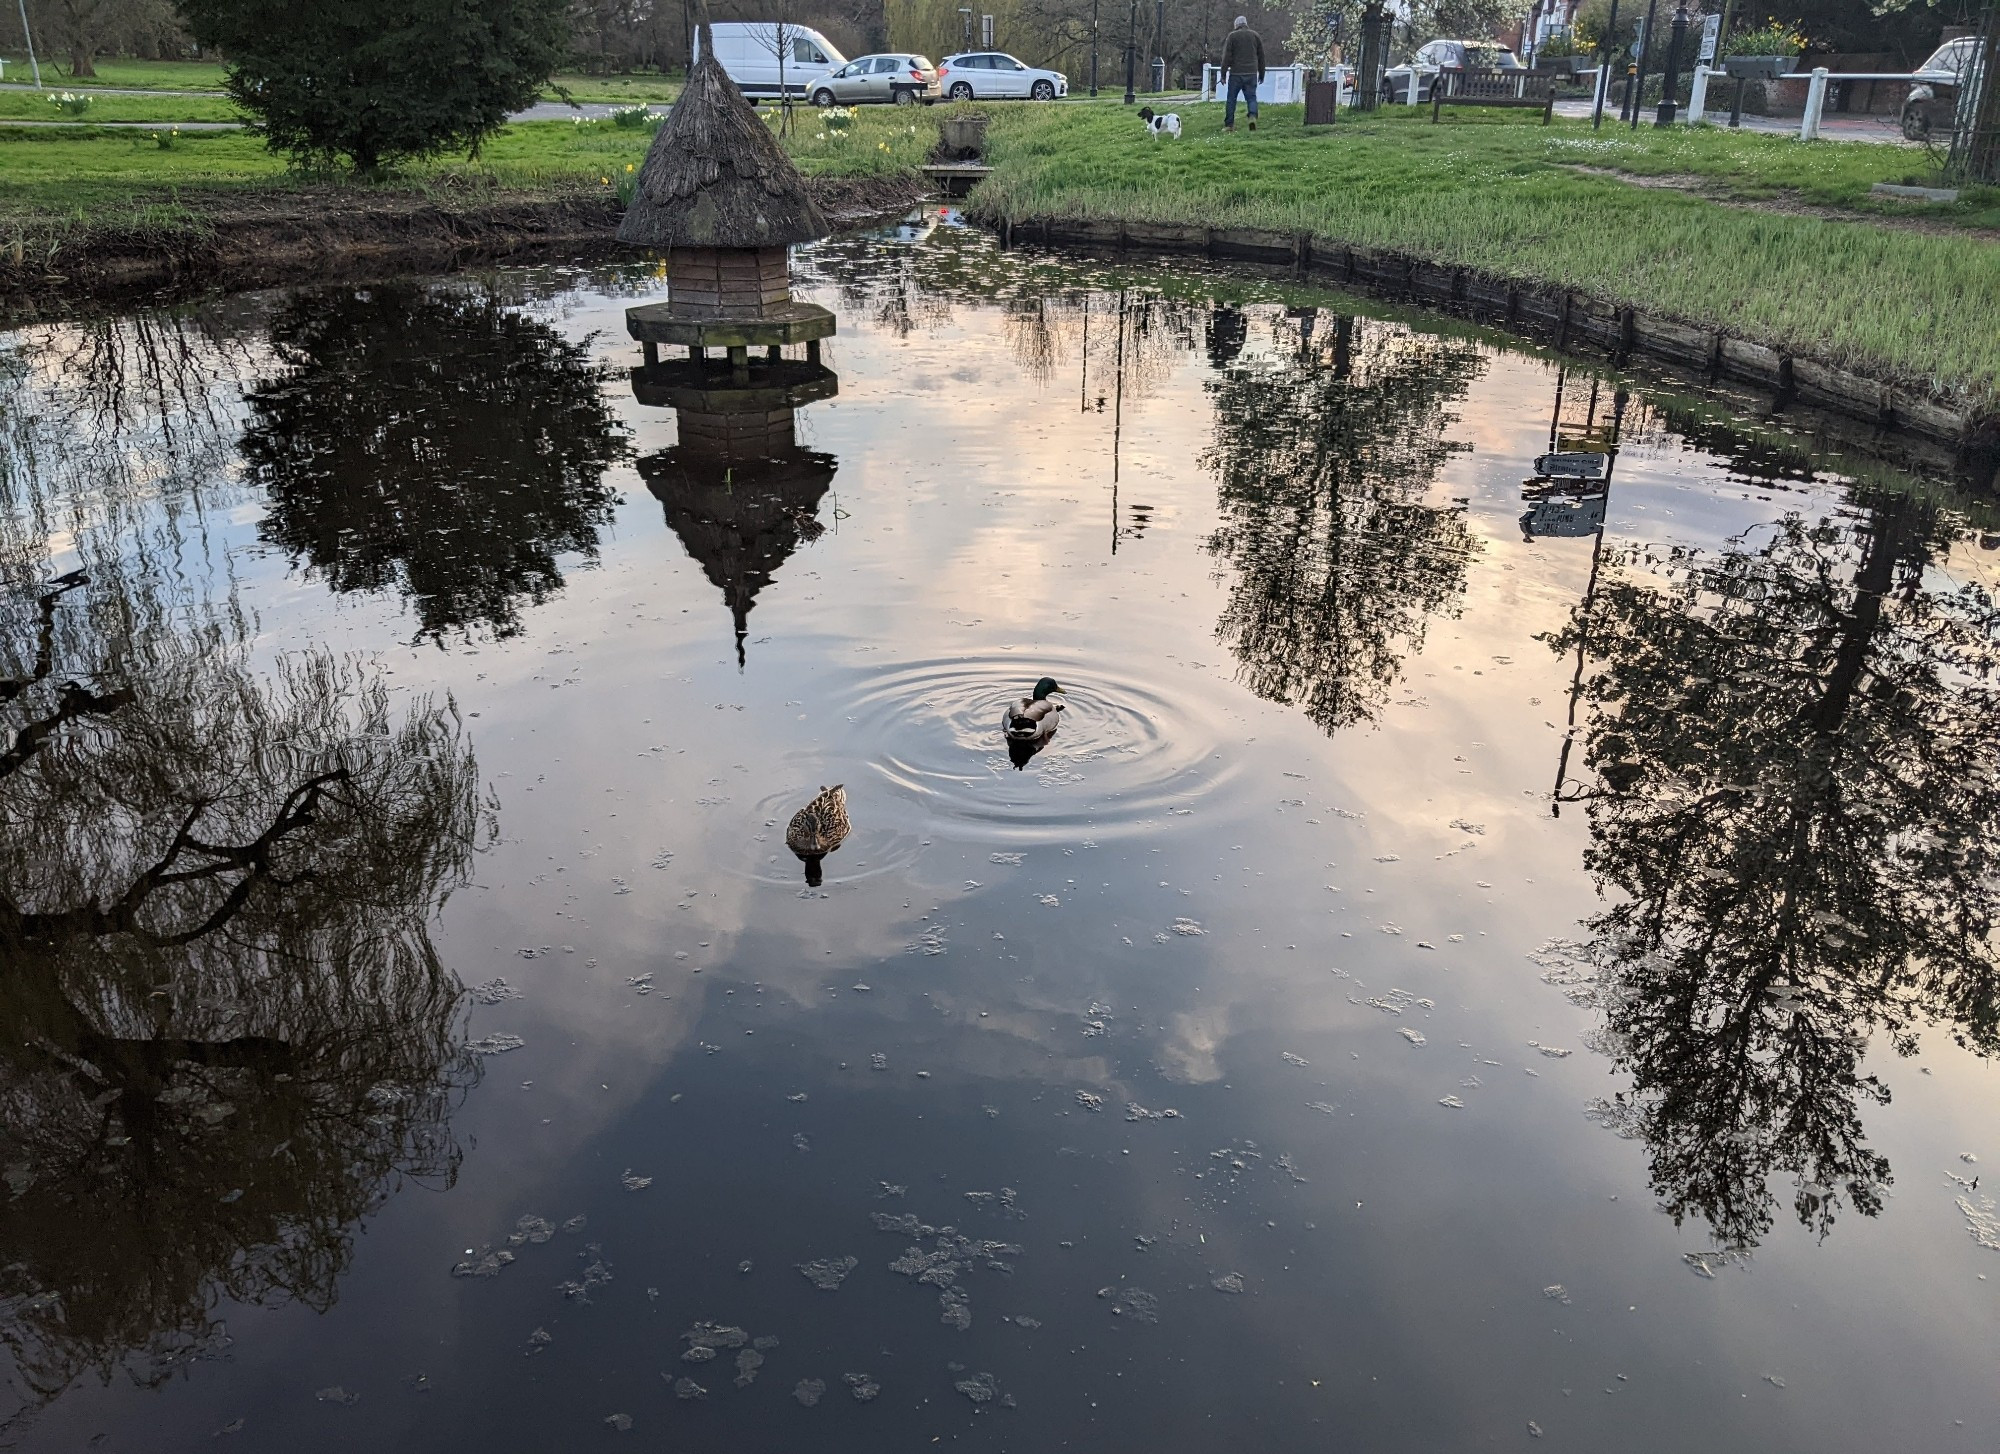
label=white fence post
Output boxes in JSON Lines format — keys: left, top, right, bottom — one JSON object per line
{"left": 1687, "top": 64, "right": 1709, "bottom": 123}
{"left": 1201, "top": 63, "right": 1214, "bottom": 101}
{"left": 1406, "top": 68, "right": 1422, "bottom": 104}
{"left": 1798, "top": 65, "right": 1828, "bottom": 140}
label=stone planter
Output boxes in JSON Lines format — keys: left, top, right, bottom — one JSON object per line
{"left": 1721, "top": 54, "right": 1797, "bottom": 80}
{"left": 938, "top": 114, "right": 990, "bottom": 160}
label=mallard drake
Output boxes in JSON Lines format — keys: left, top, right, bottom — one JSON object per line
{"left": 1001, "top": 677, "right": 1065, "bottom": 742}
{"left": 786, "top": 784, "right": 850, "bottom": 887}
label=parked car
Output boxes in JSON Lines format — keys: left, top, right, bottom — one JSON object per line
{"left": 805, "top": 53, "right": 942, "bottom": 106}
{"left": 937, "top": 52, "right": 1068, "bottom": 100}
{"left": 694, "top": 22, "right": 848, "bottom": 100}
{"left": 1381, "top": 39, "right": 1524, "bottom": 104}
{"left": 1901, "top": 35, "right": 1982, "bottom": 142}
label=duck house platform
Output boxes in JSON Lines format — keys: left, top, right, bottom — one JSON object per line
{"left": 626, "top": 298, "right": 835, "bottom": 375}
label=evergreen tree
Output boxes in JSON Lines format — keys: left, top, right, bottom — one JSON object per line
{"left": 178, "top": 0, "right": 570, "bottom": 173}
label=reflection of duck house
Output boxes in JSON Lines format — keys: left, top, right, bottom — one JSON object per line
{"left": 616, "top": 40, "right": 835, "bottom": 382}
{"left": 632, "top": 357, "right": 839, "bottom": 666}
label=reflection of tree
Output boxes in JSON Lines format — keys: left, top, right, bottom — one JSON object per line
{"left": 0, "top": 568, "right": 483, "bottom": 1421}
{"left": 243, "top": 286, "right": 627, "bottom": 640}
{"left": 1551, "top": 493, "right": 2000, "bottom": 1249}
{"left": 1203, "top": 313, "right": 1484, "bottom": 732}
{"left": 0, "top": 308, "right": 262, "bottom": 570}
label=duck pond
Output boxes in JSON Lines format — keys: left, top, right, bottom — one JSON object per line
{"left": 2, "top": 209, "right": 1998, "bottom": 1452}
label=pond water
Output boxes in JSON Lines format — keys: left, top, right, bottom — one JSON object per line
{"left": 2, "top": 212, "right": 1998, "bottom": 1451}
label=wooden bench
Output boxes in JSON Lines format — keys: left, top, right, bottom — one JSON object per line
{"left": 1431, "top": 67, "right": 1558, "bottom": 123}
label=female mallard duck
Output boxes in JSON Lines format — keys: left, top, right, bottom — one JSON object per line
{"left": 1002, "top": 677, "right": 1065, "bottom": 742}
{"left": 786, "top": 784, "right": 850, "bottom": 887}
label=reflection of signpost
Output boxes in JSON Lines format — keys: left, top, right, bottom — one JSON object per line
{"left": 1697, "top": 14, "right": 1720, "bottom": 63}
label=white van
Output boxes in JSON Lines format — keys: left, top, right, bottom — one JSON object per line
{"left": 696, "top": 22, "right": 848, "bottom": 99}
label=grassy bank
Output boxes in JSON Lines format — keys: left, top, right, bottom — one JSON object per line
{"left": 0, "top": 107, "right": 923, "bottom": 211}
{"left": 0, "top": 110, "right": 927, "bottom": 301}
{"left": 966, "top": 104, "right": 2000, "bottom": 405}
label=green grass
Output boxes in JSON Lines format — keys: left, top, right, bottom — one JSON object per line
{"left": 0, "top": 55, "right": 228, "bottom": 90}
{"left": 0, "top": 53, "right": 684, "bottom": 105}
{"left": 542, "top": 72, "right": 684, "bottom": 104}
{"left": 0, "top": 90, "right": 246, "bottom": 123}
{"left": 966, "top": 103, "right": 2000, "bottom": 404}
{"left": 0, "top": 108, "right": 927, "bottom": 239}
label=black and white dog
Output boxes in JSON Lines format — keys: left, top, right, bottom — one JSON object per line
{"left": 1137, "top": 105, "right": 1182, "bottom": 138}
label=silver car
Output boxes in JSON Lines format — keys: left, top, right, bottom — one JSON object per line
{"left": 807, "top": 53, "right": 941, "bottom": 106}
{"left": 937, "top": 52, "right": 1068, "bottom": 100}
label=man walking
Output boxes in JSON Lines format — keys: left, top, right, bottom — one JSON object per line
{"left": 1221, "top": 15, "right": 1265, "bottom": 132}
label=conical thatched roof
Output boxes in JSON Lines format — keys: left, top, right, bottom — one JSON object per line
{"left": 617, "top": 47, "right": 829, "bottom": 250}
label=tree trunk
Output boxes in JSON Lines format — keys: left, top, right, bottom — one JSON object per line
{"left": 70, "top": 45, "right": 98, "bottom": 78}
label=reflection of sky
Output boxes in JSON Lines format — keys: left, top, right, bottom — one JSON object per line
{"left": 8, "top": 236, "right": 1999, "bottom": 1452}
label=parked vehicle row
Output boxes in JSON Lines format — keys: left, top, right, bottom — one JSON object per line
{"left": 695, "top": 23, "right": 1067, "bottom": 106}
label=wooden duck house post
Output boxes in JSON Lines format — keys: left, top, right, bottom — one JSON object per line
{"left": 617, "top": 26, "right": 835, "bottom": 384}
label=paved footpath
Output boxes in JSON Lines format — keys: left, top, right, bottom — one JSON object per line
{"left": 1549, "top": 95, "right": 1912, "bottom": 143}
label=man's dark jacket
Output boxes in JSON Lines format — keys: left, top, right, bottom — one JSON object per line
{"left": 1221, "top": 26, "right": 1265, "bottom": 79}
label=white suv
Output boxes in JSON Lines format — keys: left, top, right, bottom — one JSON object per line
{"left": 937, "top": 52, "right": 1068, "bottom": 100}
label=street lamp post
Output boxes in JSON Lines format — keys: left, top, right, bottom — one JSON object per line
{"left": 1090, "top": 0, "right": 1100, "bottom": 95}
{"left": 959, "top": 6, "right": 972, "bottom": 49}
{"left": 1655, "top": 0, "right": 1689, "bottom": 125}
{"left": 1628, "top": 0, "right": 1659, "bottom": 128}
{"left": 1123, "top": 0, "right": 1138, "bottom": 102}
{"left": 1590, "top": 0, "right": 1620, "bottom": 127}
{"left": 1155, "top": 0, "right": 1165, "bottom": 91}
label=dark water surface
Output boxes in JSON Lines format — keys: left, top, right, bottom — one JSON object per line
{"left": 2, "top": 214, "right": 1998, "bottom": 1451}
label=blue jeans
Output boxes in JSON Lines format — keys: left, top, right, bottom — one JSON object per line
{"left": 1224, "top": 73, "right": 1259, "bottom": 126}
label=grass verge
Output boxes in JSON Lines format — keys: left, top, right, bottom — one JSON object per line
{"left": 0, "top": 110, "right": 929, "bottom": 300}
{"left": 965, "top": 103, "right": 2000, "bottom": 405}
{"left": 0, "top": 54, "right": 683, "bottom": 104}
{"left": 0, "top": 91, "right": 246, "bottom": 123}
{"left": 0, "top": 56, "right": 229, "bottom": 90}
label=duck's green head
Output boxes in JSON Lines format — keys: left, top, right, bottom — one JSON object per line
{"left": 1032, "top": 676, "right": 1063, "bottom": 701}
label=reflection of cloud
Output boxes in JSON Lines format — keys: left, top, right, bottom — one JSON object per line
{"left": 1157, "top": 1006, "right": 1233, "bottom": 1083}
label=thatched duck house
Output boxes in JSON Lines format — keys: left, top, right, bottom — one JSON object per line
{"left": 619, "top": 38, "right": 836, "bottom": 381}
